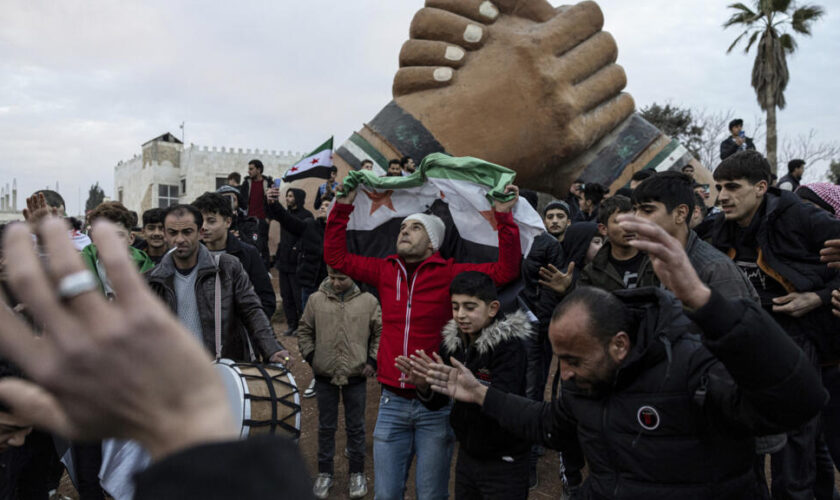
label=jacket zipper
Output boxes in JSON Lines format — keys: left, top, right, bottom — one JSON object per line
{"left": 395, "top": 260, "right": 419, "bottom": 388}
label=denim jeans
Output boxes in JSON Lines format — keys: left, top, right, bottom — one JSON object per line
{"left": 315, "top": 379, "right": 367, "bottom": 474}
{"left": 373, "top": 388, "right": 455, "bottom": 500}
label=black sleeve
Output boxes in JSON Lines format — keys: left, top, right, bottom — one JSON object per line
{"left": 720, "top": 139, "right": 737, "bottom": 160}
{"left": 314, "top": 188, "right": 323, "bottom": 211}
{"left": 688, "top": 290, "right": 826, "bottom": 433}
{"left": 536, "top": 238, "right": 564, "bottom": 327}
{"left": 242, "top": 242, "right": 276, "bottom": 318}
{"left": 266, "top": 204, "right": 307, "bottom": 237}
{"left": 481, "top": 387, "right": 578, "bottom": 450}
{"left": 134, "top": 436, "right": 313, "bottom": 500}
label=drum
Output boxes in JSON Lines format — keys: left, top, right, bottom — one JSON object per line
{"left": 214, "top": 359, "right": 302, "bottom": 440}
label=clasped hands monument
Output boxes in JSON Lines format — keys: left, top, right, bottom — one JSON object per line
{"left": 333, "top": 0, "right": 706, "bottom": 197}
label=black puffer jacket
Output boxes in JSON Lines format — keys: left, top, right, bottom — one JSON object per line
{"left": 519, "top": 232, "right": 564, "bottom": 333}
{"left": 420, "top": 311, "right": 532, "bottom": 460}
{"left": 483, "top": 288, "right": 825, "bottom": 499}
{"left": 267, "top": 188, "right": 313, "bottom": 273}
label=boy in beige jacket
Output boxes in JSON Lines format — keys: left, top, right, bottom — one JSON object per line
{"left": 297, "top": 267, "right": 381, "bottom": 499}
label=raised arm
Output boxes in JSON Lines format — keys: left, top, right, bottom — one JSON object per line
{"left": 453, "top": 186, "right": 522, "bottom": 285}
{"left": 323, "top": 189, "right": 387, "bottom": 287}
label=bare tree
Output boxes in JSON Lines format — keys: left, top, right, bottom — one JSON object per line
{"left": 780, "top": 130, "right": 840, "bottom": 183}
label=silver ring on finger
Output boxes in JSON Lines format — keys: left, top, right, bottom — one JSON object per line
{"left": 57, "top": 270, "right": 99, "bottom": 300}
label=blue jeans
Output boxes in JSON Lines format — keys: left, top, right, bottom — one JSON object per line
{"left": 373, "top": 388, "right": 454, "bottom": 499}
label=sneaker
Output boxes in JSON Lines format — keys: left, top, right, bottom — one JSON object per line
{"left": 348, "top": 473, "right": 368, "bottom": 498}
{"left": 303, "top": 379, "right": 316, "bottom": 398}
{"left": 312, "top": 473, "right": 333, "bottom": 499}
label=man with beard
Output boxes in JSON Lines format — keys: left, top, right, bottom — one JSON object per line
{"left": 146, "top": 205, "right": 290, "bottom": 364}
{"left": 543, "top": 200, "right": 571, "bottom": 242}
{"left": 424, "top": 215, "right": 825, "bottom": 499}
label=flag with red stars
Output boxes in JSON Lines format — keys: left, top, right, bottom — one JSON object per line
{"left": 282, "top": 137, "right": 334, "bottom": 182}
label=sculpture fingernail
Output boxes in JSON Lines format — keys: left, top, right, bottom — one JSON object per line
{"left": 433, "top": 67, "right": 453, "bottom": 82}
{"left": 444, "top": 45, "right": 465, "bottom": 61}
{"left": 479, "top": 1, "right": 499, "bottom": 20}
{"left": 463, "top": 24, "right": 483, "bottom": 43}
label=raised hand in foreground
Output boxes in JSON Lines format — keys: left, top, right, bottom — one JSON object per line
{"left": 424, "top": 353, "right": 487, "bottom": 405}
{"left": 0, "top": 218, "right": 237, "bottom": 460}
{"left": 617, "top": 214, "right": 710, "bottom": 309}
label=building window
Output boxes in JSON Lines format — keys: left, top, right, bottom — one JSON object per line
{"left": 216, "top": 177, "right": 228, "bottom": 189}
{"left": 180, "top": 178, "right": 186, "bottom": 194}
{"left": 158, "top": 184, "right": 179, "bottom": 208}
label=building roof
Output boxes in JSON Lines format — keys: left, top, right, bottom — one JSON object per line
{"left": 142, "top": 132, "right": 183, "bottom": 147}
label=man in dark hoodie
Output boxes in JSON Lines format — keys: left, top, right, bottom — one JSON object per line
{"left": 711, "top": 150, "right": 840, "bottom": 499}
{"left": 397, "top": 271, "right": 532, "bottom": 499}
{"left": 425, "top": 215, "right": 826, "bottom": 500}
{"left": 267, "top": 186, "right": 313, "bottom": 335}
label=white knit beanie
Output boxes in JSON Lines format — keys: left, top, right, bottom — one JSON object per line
{"left": 403, "top": 213, "right": 445, "bottom": 251}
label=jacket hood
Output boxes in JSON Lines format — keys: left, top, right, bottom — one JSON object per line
{"left": 611, "top": 287, "right": 692, "bottom": 390}
{"left": 289, "top": 188, "right": 306, "bottom": 207}
{"left": 148, "top": 243, "right": 217, "bottom": 279}
{"left": 561, "top": 222, "right": 599, "bottom": 270}
{"left": 317, "top": 276, "right": 362, "bottom": 300}
{"left": 441, "top": 310, "right": 533, "bottom": 356}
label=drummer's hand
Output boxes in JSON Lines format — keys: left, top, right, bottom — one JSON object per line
{"left": 270, "top": 350, "right": 294, "bottom": 369}
{"left": 0, "top": 218, "right": 238, "bottom": 461}
{"left": 362, "top": 363, "right": 375, "bottom": 378}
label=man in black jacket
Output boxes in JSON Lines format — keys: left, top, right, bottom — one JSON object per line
{"left": 191, "top": 192, "right": 276, "bottom": 319}
{"left": 268, "top": 192, "right": 329, "bottom": 310}
{"left": 267, "top": 187, "right": 313, "bottom": 335}
{"left": 711, "top": 150, "right": 840, "bottom": 499}
{"left": 778, "top": 158, "right": 805, "bottom": 192}
{"left": 720, "top": 118, "right": 756, "bottom": 160}
{"left": 423, "top": 215, "right": 826, "bottom": 500}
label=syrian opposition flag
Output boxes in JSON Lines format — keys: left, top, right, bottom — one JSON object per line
{"left": 337, "top": 153, "right": 545, "bottom": 263}
{"left": 282, "top": 137, "right": 334, "bottom": 182}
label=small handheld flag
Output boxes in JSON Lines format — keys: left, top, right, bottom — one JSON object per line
{"left": 283, "top": 137, "right": 334, "bottom": 182}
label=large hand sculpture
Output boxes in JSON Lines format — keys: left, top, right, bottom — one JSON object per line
{"left": 332, "top": 0, "right": 705, "bottom": 197}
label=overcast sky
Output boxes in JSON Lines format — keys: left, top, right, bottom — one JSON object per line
{"left": 1, "top": 0, "right": 838, "bottom": 215}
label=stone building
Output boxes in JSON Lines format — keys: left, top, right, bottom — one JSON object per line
{"left": 114, "top": 132, "right": 302, "bottom": 214}
{"left": 0, "top": 180, "right": 22, "bottom": 223}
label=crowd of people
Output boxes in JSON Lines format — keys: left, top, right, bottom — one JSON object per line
{"left": 1, "top": 146, "right": 840, "bottom": 500}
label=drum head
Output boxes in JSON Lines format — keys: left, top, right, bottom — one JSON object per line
{"left": 214, "top": 359, "right": 248, "bottom": 439}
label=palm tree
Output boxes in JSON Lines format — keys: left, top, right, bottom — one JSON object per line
{"left": 724, "top": 0, "right": 824, "bottom": 173}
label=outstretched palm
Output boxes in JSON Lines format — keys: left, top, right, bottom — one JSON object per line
{"left": 426, "top": 354, "right": 485, "bottom": 404}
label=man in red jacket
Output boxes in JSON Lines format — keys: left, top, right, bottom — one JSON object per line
{"left": 325, "top": 184, "right": 522, "bottom": 500}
